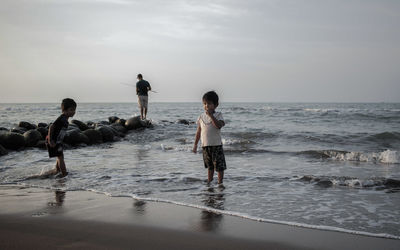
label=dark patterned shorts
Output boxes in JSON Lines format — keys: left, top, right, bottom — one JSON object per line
{"left": 202, "top": 145, "right": 226, "bottom": 172}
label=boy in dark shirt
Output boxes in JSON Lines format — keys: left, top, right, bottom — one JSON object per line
{"left": 45, "top": 98, "right": 77, "bottom": 177}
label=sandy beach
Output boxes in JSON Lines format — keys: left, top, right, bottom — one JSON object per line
{"left": 0, "top": 185, "right": 398, "bottom": 250}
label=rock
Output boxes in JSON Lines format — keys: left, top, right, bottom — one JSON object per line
{"left": 96, "top": 126, "right": 114, "bottom": 142}
{"left": 177, "top": 119, "right": 190, "bottom": 125}
{"left": 115, "top": 119, "right": 126, "bottom": 127}
{"left": 98, "top": 121, "right": 110, "bottom": 126}
{"left": 23, "top": 130, "right": 42, "bottom": 147}
{"left": 111, "top": 123, "right": 127, "bottom": 134}
{"left": 0, "top": 132, "right": 25, "bottom": 150}
{"left": 0, "top": 144, "right": 7, "bottom": 156}
{"left": 19, "top": 121, "right": 37, "bottom": 130}
{"left": 71, "top": 120, "right": 89, "bottom": 131}
{"left": 36, "top": 127, "right": 48, "bottom": 139}
{"left": 315, "top": 179, "right": 333, "bottom": 188}
{"left": 11, "top": 126, "right": 27, "bottom": 134}
{"left": 140, "top": 119, "right": 153, "bottom": 128}
{"left": 108, "top": 116, "right": 120, "bottom": 124}
{"left": 86, "top": 121, "right": 96, "bottom": 129}
{"left": 36, "top": 140, "right": 47, "bottom": 149}
{"left": 37, "top": 123, "right": 48, "bottom": 128}
{"left": 83, "top": 129, "right": 103, "bottom": 144}
{"left": 0, "top": 127, "right": 8, "bottom": 132}
{"left": 64, "top": 130, "right": 90, "bottom": 145}
{"left": 67, "top": 123, "right": 80, "bottom": 131}
{"left": 125, "top": 116, "right": 143, "bottom": 130}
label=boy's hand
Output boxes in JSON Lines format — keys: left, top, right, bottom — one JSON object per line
{"left": 46, "top": 136, "right": 56, "bottom": 148}
{"left": 192, "top": 145, "right": 197, "bottom": 153}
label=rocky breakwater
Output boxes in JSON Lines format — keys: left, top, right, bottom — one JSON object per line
{"left": 0, "top": 116, "right": 151, "bottom": 157}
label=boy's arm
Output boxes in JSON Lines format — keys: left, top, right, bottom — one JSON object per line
{"left": 47, "top": 124, "right": 56, "bottom": 147}
{"left": 193, "top": 125, "right": 201, "bottom": 153}
{"left": 206, "top": 111, "right": 224, "bottom": 129}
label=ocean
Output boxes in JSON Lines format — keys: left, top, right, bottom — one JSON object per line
{"left": 1, "top": 102, "right": 400, "bottom": 239}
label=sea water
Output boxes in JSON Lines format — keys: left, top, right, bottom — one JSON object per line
{"left": 1, "top": 102, "right": 400, "bottom": 238}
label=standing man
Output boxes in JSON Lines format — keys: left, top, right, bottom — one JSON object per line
{"left": 136, "top": 73, "right": 151, "bottom": 120}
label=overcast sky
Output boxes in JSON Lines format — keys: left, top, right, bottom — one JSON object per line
{"left": 1, "top": 0, "right": 399, "bottom": 103}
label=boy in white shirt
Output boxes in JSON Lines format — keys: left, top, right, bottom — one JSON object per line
{"left": 193, "top": 91, "right": 226, "bottom": 184}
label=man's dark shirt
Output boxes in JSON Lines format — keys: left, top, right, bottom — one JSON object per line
{"left": 136, "top": 80, "right": 151, "bottom": 96}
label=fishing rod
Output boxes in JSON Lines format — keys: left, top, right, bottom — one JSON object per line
{"left": 119, "top": 82, "right": 158, "bottom": 93}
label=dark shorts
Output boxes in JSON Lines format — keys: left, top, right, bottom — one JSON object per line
{"left": 46, "top": 143, "right": 63, "bottom": 158}
{"left": 202, "top": 145, "right": 226, "bottom": 172}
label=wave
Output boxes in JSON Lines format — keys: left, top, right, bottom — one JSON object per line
{"left": 299, "top": 149, "right": 400, "bottom": 164}
{"left": 294, "top": 175, "right": 400, "bottom": 191}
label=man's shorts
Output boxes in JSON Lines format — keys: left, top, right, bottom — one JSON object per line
{"left": 138, "top": 95, "right": 148, "bottom": 109}
{"left": 202, "top": 145, "right": 227, "bottom": 172}
{"left": 46, "top": 143, "right": 63, "bottom": 158}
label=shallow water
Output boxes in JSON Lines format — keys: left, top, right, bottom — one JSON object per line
{"left": 1, "top": 102, "right": 400, "bottom": 238}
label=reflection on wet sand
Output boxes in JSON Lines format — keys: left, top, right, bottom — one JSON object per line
{"left": 199, "top": 186, "right": 225, "bottom": 232}
{"left": 133, "top": 200, "right": 147, "bottom": 215}
{"left": 47, "top": 190, "right": 66, "bottom": 207}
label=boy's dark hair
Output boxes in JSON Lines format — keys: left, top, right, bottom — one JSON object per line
{"left": 202, "top": 91, "right": 219, "bottom": 106}
{"left": 61, "top": 98, "right": 77, "bottom": 111}
{"left": 137, "top": 73, "right": 143, "bottom": 79}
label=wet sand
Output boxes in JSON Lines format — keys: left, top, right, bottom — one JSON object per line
{"left": 0, "top": 185, "right": 399, "bottom": 250}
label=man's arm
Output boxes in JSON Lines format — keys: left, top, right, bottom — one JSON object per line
{"left": 193, "top": 125, "right": 201, "bottom": 153}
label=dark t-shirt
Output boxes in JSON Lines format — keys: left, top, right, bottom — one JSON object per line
{"left": 51, "top": 114, "right": 68, "bottom": 144}
{"left": 136, "top": 80, "right": 151, "bottom": 96}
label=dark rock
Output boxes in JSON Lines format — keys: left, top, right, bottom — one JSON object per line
{"left": 384, "top": 179, "right": 400, "bottom": 188}
{"left": 37, "top": 123, "right": 48, "bottom": 128}
{"left": 64, "top": 130, "right": 90, "bottom": 145}
{"left": 111, "top": 123, "right": 127, "bottom": 134}
{"left": 36, "top": 140, "right": 47, "bottom": 149}
{"left": 11, "top": 126, "right": 27, "bottom": 134}
{"left": 71, "top": 120, "right": 89, "bottom": 131}
{"left": 23, "top": 130, "right": 42, "bottom": 147}
{"left": 67, "top": 123, "right": 80, "bottom": 131}
{"left": 19, "top": 121, "right": 37, "bottom": 130}
{"left": 0, "top": 144, "right": 7, "bottom": 156}
{"left": 96, "top": 126, "right": 114, "bottom": 142}
{"left": 177, "top": 119, "right": 190, "bottom": 125}
{"left": 299, "top": 175, "right": 314, "bottom": 182}
{"left": 36, "top": 127, "right": 48, "bottom": 139}
{"left": 115, "top": 119, "right": 126, "bottom": 127}
{"left": 0, "top": 127, "right": 8, "bottom": 131}
{"left": 140, "top": 119, "right": 153, "bottom": 128}
{"left": 83, "top": 129, "right": 103, "bottom": 144}
{"left": 86, "top": 121, "right": 96, "bottom": 129}
{"left": 0, "top": 132, "right": 25, "bottom": 150}
{"left": 125, "top": 116, "right": 143, "bottom": 130}
{"left": 108, "top": 116, "right": 120, "bottom": 124}
{"left": 315, "top": 179, "right": 333, "bottom": 188}
{"left": 99, "top": 121, "right": 110, "bottom": 126}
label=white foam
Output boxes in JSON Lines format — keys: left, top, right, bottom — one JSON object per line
{"left": 331, "top": 150, "right": 399, "bottom": 164}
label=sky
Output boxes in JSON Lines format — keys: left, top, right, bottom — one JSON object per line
{"left": 0, "top": 0, "right": 399, "bottom": 103}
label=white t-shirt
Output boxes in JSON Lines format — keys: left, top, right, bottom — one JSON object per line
{"left": 197, "top": 112, "right": 224, "bottom": 147}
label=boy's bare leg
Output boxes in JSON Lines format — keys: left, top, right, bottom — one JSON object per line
{"left": 140, "top": 107, "right": 144, "bottom": 120}
{"left": 208, "top": 169, "right": 214, "bottom": 183}
{"left": 218, "top": 171, "right": 224, "bottom": 184}
{"left": 144, "top": 108, "right": 147, "bottom": 120}
{"left": 57, "top": 155, "right": 68, "bottom": 176}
